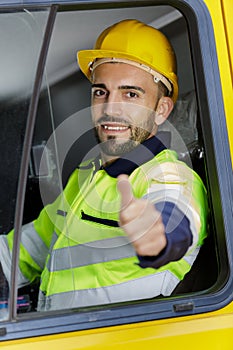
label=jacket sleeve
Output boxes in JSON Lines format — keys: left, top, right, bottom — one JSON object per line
{"left": 0, "top": 169, "right": 79, "bottom": 289}
{"left": 0, "top": 197, "right": 61, "bottom": 288}
{"left": 138, "top": 158, "right": 208, "bottom": 269}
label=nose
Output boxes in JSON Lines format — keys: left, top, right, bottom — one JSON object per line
{"left": 104, "top": 92, "right": 123, "bottom": 117}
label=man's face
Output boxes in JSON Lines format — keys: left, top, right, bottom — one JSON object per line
{"left": 91, "top": 62, "right": 160, "bottom": 161}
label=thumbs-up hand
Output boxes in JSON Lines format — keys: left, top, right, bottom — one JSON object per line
{"left": 117, "top": 174, "right": 167, "bottom": 257}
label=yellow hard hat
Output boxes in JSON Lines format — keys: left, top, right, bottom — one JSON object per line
{"left": 77, "top": 19, "right": 178, "bottom": 102}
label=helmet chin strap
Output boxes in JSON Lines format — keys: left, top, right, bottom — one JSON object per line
{"left": 89, "top": 57, "right": 172, "bottom": 95}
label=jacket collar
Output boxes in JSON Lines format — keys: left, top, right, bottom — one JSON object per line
{"left": 103, "top": 132, "right": 169, "bottom": 178}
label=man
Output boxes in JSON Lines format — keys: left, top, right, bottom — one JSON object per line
{"left": 0, "top": 19, "right": 208, "bottom": 311}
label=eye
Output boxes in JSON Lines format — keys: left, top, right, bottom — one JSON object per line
{"left": 92, "top": 89, "right": 107, "bottom": 98}
{"left": 125, "top": 91, "right": 139, "bottom": 99}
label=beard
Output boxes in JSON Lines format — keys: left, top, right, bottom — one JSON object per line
{"left": 94, "top": 115, "right": 154, "bottom": 157}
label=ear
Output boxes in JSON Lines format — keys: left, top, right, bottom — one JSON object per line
{"left": 154, "top": 97, "right": 174, "bottom": 126}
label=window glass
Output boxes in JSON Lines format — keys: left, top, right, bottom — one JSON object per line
{"left": 0, "top": 8, "right": 49, "bottom": 320}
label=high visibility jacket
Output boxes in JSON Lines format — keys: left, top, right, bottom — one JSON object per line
{"left": 2, "top": 137, "right": 208, "bottom": 311}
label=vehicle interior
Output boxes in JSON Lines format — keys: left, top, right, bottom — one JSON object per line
{"left": 0, "top": 3, "right": 226, "bottom": 315}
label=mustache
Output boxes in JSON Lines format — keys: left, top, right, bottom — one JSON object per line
{"left": 95, "top": 115, "right": 131, "bottom": 126}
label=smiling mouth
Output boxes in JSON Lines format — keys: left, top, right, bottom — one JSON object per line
{"left": 100, "top": 123, "right": 130, "bottom": 132}
{"left": 102, "top": 125, "right": 129, "bottom": 131}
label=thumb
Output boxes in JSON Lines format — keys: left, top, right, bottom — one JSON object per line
{"left": 117, "top": 174, "right": 134, "bottom": 210}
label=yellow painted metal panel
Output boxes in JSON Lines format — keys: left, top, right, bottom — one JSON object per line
{"left": 221, "top": 0, "right": 233, "bottom": 76}
{"left": 221, "top": 0, "right": 233, "bottom": 160}
{"left": 1, "top": 303, "right": 233, "bottom": 349}
{"left": 204, "top": 0, "right": 233, "bottom": 158}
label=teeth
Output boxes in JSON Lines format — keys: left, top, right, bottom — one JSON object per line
{"left": 103, "top": 125, "right": 128, "bottom": 131}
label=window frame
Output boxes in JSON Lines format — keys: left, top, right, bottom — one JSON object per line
{"left": 0, "top": 0, "right": 232, "bottom": 341}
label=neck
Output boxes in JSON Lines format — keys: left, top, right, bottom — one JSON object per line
{"left": 101, "top": 152, "right": 119, "bottom": 167}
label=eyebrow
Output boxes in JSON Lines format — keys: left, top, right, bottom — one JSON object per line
{"left": 91, "top": 83, "right": 145, "bottom": 94}
{"left": 92, "top": 83, "right": 106, "bottom": 89}
{"left": 119, "top": 85, "right": 145, "bottom": 94}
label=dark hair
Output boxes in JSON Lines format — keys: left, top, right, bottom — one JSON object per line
{"left": 158, "top": 81, "right": 169, "bottom": 98}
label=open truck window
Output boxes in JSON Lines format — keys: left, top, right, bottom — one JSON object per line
{"left": 0, "top": 0, "right": 232, "bottom": 343}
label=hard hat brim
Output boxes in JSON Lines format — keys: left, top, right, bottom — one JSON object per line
{"left": 77, "top": 49, "right": 178, "bottom": 103}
